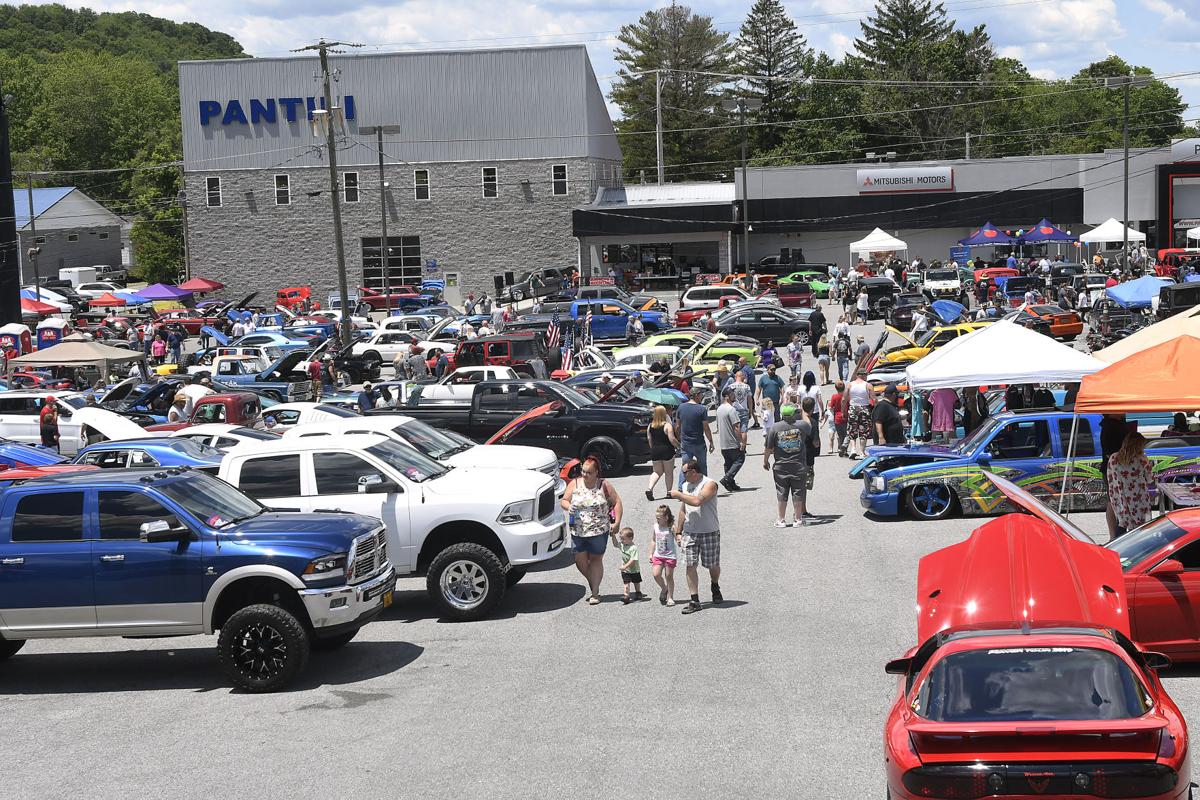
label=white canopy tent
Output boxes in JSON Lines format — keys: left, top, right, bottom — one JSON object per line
{"left": 1187, "top": 226, "right": 1200, "bottom": 242}
{"left": 1078, "top": 218, "right": 1147, "bottom": 244}
{"left": 905, "top": 320, "right": 1106, "bottom": 390}
{"left": 849, "top": 227, "right": 908, "bottom": 255}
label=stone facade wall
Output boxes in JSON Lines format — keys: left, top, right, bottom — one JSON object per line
{"left": 185, "top": 156, "right": 620, "bottom": 301}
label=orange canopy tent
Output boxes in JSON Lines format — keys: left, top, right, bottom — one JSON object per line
{"left": 1074, "top": 334, "right": 1200, "bottom": 413}
{"left": 88, "top": 292, "right": 127, "bottom": 308}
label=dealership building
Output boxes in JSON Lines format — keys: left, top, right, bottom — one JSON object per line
{"left": 179, "top": 45, "right": 621, "bottom": 304}
{"left": 573, "top": 139, "right": 1200, "bottom": 278}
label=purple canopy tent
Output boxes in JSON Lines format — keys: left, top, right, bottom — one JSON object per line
{"left": 958, "top": 221, "right": 1019, "bottom": 247}
{"left": 1019, "top": 219, "right": 1077, "bottom": 244}
{"left": 134, "top": 283, "right": 194, "bottom": 301}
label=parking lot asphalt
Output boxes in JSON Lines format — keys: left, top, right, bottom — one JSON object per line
{"left": 7, "top": 297, "right": 1199, "bottom": 799}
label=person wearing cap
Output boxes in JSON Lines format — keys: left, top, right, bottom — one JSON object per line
{"left": 358, "top": 382, "right": 378, "bottom": 412}
{"left": 763, "top": 403, "right": 811, "bottom": 527}
{"left": 39, "top": 397, "right": 60, "bottom": 451}
{"left": 167, "top": 392, "right": 190, "bottom": 424}
{"left": 853, "top": 334, "right": 870, "bottom": 366}
{"left": 874, "top": 384, "right": 906, "bottom": 445}
{"left": 715, "top": 386, "right": 747, "bottom": 492}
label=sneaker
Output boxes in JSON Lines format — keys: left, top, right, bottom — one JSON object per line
{"left": 659, "top": 589, "right": 668, "bottom": 606}
{"left": 728, "top": 481, "right": 743, "bottom": 491}
{"left": 666, "top": 598, "right": 676, "bottom": 607}
{"left": 681, "top": 600, "right": 702, "bottom": 615}
{"left": 711, "top": 585, "right": 724, "bottom": 605}
{"left": 719, "top": 478, "right": 732, "bottom": 492}
{"left": 644, "top": 490, "right": 655, "bottom": 501}
{"left": 774, "top": 519, "right": 790, "bottom": 528}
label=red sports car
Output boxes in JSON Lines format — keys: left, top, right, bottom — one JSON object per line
{"left": 156, "top": 309, "right": 218, "bottom": 335}
{"left": 884, "top": 477, "right": 1190, "bottom": 800}
{"left": 357, "top": 286, "right": 421, "bottom": 310}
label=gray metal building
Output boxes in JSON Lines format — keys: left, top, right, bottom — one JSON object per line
{"left": 15, "top": 188, "right": 123, "bottom": 283}
{"left": 179, "top": 45, "right": 621, "bottom": 303}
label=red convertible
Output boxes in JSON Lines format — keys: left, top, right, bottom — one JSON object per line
{"left": 884, "top": 475, "right": 1189, "bottom": 800}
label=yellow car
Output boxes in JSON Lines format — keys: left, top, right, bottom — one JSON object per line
{"left": 874, "top": 321, "right": 992, "bottom": 366}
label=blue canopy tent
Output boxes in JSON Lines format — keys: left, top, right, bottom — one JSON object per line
{"left": 930, "top": 299, "right": 967, "bottom": 325}
{"left": 114, "top": 291, "right": 151, "bottom": 306}
{"left": 958, "top": 222, "right": 1019, "bottom": 247}
{"left": 1105, "top": 275, "right": 1172, "bottom": 309}
{"left": 1019, "top": 219, "right": 1077, "bottom": 244}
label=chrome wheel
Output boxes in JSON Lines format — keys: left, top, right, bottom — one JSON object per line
{"left": 440, "top": 559, "right": 489, "bottom": 610}
{"left": 231, "top": 622, "right": 287, "bottom": 681}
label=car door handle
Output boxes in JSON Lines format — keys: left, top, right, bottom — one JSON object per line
{"left": 100, "top": 554, "right": 125, "bottom": 563}
{"left": 1, "top": 557, "right": 24, "bottom": 565}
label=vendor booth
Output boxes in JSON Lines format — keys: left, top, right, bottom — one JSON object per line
{"left": 1019, "top": 219, "right": 1078, "bottom": 244}
{"left": 7, "top": 339, "right": 149, "bottom": 385}
{"left": 905, "top": 320, "right": 1105, "bottom": 390}
{"left": 958, "top": 221, "right": 1019, "bottom": 248}
{"left": 36, "top": 317, "right": 73, "bottom": 349}
{"left": 1079, "top": 218, "right": 1147, "bottom": 246}
{"left": 849, "top": 228, "right": 907, "bottom": 265}
{"left": 1104, "top": 275, "right": 1172, "bottom": 309}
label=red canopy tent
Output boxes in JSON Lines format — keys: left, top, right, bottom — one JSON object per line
{"left": 1074, "top": 335, "right": 1200, "bottom": 413}
{"left": 20, "top": 297, "right": 59, "bottom": 316}
{"left": 88, "top": 292, "right": 127, "bottom": 308}
{"left": 178, "top": 277, "right": 224, "bottom": 293}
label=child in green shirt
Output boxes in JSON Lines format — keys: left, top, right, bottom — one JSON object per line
{"left": 616, "top": 527, "right": 644, "bottom": 604}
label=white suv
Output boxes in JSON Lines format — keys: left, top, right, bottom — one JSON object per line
{"left": 220, "top": 435, "right": 565, "bottom": 620}
{"left": 679, "top": 285, "right": 750, "bottom": 310}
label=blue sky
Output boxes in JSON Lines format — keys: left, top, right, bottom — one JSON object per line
{"left": 48, "top": 0, "right": 1200, "bottom": 121}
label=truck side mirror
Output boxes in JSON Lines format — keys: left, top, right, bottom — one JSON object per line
{"left": 139, "top": 520, "right": 186, "bottom": 543}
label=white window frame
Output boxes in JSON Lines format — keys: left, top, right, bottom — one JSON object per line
{"left": 481, "top": 167, "right": 498, "bottom": 199}
{"left": 414, "top": 170, "right": 430, "bottom": 202}
{"left": 551, "top": 164, "right": 568, "bottom": 196}
{"left": 205, "top": 176, "right": 222, "bottom": 208}
{"left": 274, "top": 174, "right": 291, "bottom": 206}
{"left": 343, "top": 171, "right": 359, "bottom": 203}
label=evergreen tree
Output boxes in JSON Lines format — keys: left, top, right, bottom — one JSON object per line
{"left": 610, "top": 2, "right": 733, "bottom": 182}
{"left": 735, "top": 0, "right": 812, "bottom": 154}
{"left": 854, "top": 0, "right": 953, "bottom": 65}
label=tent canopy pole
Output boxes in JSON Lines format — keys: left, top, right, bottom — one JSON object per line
{"left": 1058, "top": 411, "right": 1080, "bottom": 516}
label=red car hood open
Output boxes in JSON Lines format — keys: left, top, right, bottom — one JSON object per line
{"left": 485, "top": 401, "right": 558, "bottom": 445}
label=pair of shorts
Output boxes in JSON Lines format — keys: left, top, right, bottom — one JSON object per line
{"left": 571, "top": 534, "right": 608, "bottom": 555}
{"left": 621, "top": 570, "right": 643, "bottom": 584}
{"left": 681, "top": 530, "right": 720, "bottom": 568}
{"left": 773, "top": 470, "right": 809, "bottom": 502}
{"left": 650, "top": 555, "right": 677, "bottom": 568}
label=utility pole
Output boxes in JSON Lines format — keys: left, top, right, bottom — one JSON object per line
{"left": 1106, "top": 73, "right": 1151, "bottom": 264}
{"left": 722, "top": 96, "right": 762, "bottom": 271}
{"left": 964, "top": 132, "right": 971, "bottom": 160}
{"left": 25, "top": 181, "right": 40, "bottom": 299}
{"left": 0, "top": 84, "right": 18, "bottom": 324}
{"left": 177, "top": 182, "right": 192, "bottom": 282}
{"left": 359, "top": 124, "right": 404, "bottom": 316}
{"left": 295, "top": 38, "right": 361, "bottom": 345}
{"left": 655, "top": 70, "right": 664, "bottom": 185}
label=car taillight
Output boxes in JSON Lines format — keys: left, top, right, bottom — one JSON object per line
{"left": 1157, "top": 730, "right": 1176, "bottom": 759}
{"left": 902, "top": 766, "right": 997, "bottom": 799}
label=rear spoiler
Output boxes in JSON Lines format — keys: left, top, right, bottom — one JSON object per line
{"left": 906, "top": 717, "right": 1169, "bottom": 737}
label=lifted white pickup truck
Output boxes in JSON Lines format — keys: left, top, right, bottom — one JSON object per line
{"left": 220, "top": 434, "right": 564, "bottom": 620}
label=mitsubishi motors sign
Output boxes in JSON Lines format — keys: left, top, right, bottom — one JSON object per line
{"left": 857, "top": 166, "right": 954, "bottom": 194}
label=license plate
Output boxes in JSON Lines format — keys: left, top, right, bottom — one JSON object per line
{"left": 382, "top": 590, "right": 393, "bottom": 608}
{"left": 364, "top": 582, "right": 390, "bottom": 602}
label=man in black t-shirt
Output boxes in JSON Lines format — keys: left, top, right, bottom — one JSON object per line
{"left": 873, "top": 385, "right": 906, "bottom": 445}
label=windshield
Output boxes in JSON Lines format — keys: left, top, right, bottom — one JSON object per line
{"left": 315, "top": 404, "right": 359, "bottom": 418}
{"left": 61, "top": 396, "right": 88, "bottom": 410}
{"left": 916, "top": 646, "right": 1150, "bottom": 722}
{"left": 390, "top": 419, "right": 465, "bottom": 460}
{"left": 365, "top": 439, "right": 449, "bottom": 483}
{"left": 230, "top": 427, "right": 281, "bottom": 441}
{"left": 954, "top": 415, "right": 1000, "bottom": 453}
{"left": 1107, "top": 517, "right": 1190, "bottom": 570}
{"left": 926, "top": 270, "right": 957, "bottom": 281}
{"left": 158, "top": 472, "right": 263, "bottom": 527}
{"left": 552, "top": 383, "right": 595, "bottom": 408}
{"left": 915, "top": 329, "right": 941, "bottom": 347}
{"left": 895, "top": 295, "right": 924, "bottom": 308}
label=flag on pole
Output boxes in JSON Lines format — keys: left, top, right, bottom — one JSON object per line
{"left": 561, "top": 314, "right": 574, "bottom": 372}
{"left": 584, "top": 306, "right": 593, "bottom": 345}
{"left": 546, "top": 311, "right": 561, "bottom": 349}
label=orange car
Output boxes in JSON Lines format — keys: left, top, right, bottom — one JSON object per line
{"left": 1025, "top": 303, "right": 1083, "bottom": 340}
{"left": 720, "top": 272, "right": 777, "bottom": 290}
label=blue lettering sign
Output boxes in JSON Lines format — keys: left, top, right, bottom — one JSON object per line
{"left": 249, "top": 98, "right": 277, "bottom": 124}
{"left": 198, "top": 95, "right": 358, "bottom": 126}
{"left": 278, "top": 97, "right": 304, "bottom": 122}
{"left": 199, "top": 100, "right": 222, "bottom": 125}
{"left": 222, "top": 100, "right": 248, "bottom": 125}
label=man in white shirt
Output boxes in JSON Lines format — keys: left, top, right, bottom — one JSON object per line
{"left": 912, "top": 305, "right": 930, "bottom": 334}
{"left": 884, "top": 265, "right": 895, "bottom": 282}
{"left": 231, "top": 320, "right": 246, "bottom": 339}
{"left": 1039, "top": 257, "right": 1051, "bottom": 274}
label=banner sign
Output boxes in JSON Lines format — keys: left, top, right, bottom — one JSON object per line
{"left": 857, "top": 166, "right": 954, "bottom": 194}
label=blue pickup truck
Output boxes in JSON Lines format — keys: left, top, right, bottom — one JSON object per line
{"left": 0, "top": 469, "right": 394, "bottom": 692}
{"left": 522, "top": 299, "right": 668, "bottom": 341}
{"left": 856, "top": 408, "right": 1200, "bottom": 520}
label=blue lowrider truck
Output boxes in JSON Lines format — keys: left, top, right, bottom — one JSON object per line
{"left": 0, "top": 469, "right": 394, "bottom": 692}
{"left": 857, "top": 409, "right": 1200, "bottom": 520}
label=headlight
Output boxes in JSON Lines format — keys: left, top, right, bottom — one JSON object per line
{"left": 872, "top": 476, "right": 886, "bottom": 492}
{"left": 633, "top": 414, "right": 652, "bottom": 428}
{"left": 498, "top": 499, "right": 535, "bottom": 525}
{"left": 302, "top": 553, "right": 347, "bottom": 582}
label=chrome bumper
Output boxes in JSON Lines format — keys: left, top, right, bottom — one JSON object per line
{"left": 299, "top": 565, "right": 396, "bottom": 629}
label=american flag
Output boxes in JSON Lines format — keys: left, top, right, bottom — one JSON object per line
{"left": 561, "top": 316, "right": 574, "bottom": 371}
{"left": 546, "top": 311, "right": 561, "bottom": 349}
{"left": 583, "top": 306, "right": 594, "bottom": 344}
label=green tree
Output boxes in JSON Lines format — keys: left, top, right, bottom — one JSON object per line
{"left": 854, "top": 0, "right": 953, "bottom": 63}
{"left": 764, "top": 54, "right": 867, "bottom": 165}
{"left": 735, "top": 0, "right": 812, "bottom": 154}
{"left": 610, "top": 2, "right": 733, "bottom": 181}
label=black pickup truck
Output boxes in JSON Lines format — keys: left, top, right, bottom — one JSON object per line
{"left": 368, "top": 379, "right": 653, "bottom": 474}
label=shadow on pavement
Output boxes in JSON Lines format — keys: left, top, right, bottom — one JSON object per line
{"left": 383, "top": 581, "right": 587, "bottom": 623}
{"left": 707, "top": 600, "right": 749, "bottom": 610}
{"left": 0, "top": 640, "right": 423, "bottom": 695}
{"left": 527, "top": 548, "right": 575, "bottom": 573}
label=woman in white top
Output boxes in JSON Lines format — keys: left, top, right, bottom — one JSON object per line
{"left": 800, "top": 370, "right": 825, "bottom": 418}
{"left": 845, "top": 372, "right": 875, "bottom": 459}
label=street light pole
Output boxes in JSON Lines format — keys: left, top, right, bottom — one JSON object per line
{"left": 295, "top": 39, "right": 361, "bottom": 346}
{"left": 359, "top": 124, "right": 404, "bottom": 317}
{"left": 1106, "top": 73, "right": 1151, "bottom": 266}
{"left": 655, "top": 70, "right": 664, "bottom": 185}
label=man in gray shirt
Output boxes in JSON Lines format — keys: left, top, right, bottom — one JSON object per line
{"left": 763, "top": 403, "right": 812, "bottom": 528}
{"left": 406, "top": 347, "right": 430, "bottom": 379}
{"left": 715, "top": 387, "right": 747, "bottom": 492}
{"left": 669, "top": 457, "right": 722, "bottom": 614}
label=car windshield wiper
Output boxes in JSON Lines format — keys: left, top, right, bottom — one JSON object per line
{"left": 219, "top": 511, "right": 263, "bottom": 527}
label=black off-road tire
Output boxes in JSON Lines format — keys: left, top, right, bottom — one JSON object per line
{"left": 311, "top": 628, "right": 359, "bottom": 651}
{"left": 217, "top": 603, "right": 310, "bottom": 692}
{"left": 505, "top": 567, "right": 529, "bottom": 588}
{"left": 583, "top": 436, "right": 626, "bottom": 476}
{"left": 0, "top": 638, "right": 26, "bottom": 660}
{"left": 426, "top": 542, "right": 506, "bottom": 621}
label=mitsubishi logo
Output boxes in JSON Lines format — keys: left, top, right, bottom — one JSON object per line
{"left": 1025, "top": 773, "right": 1052, "bottom": 793}
{"left": 863, "top": 176, "right": 873, "bottom": 187}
